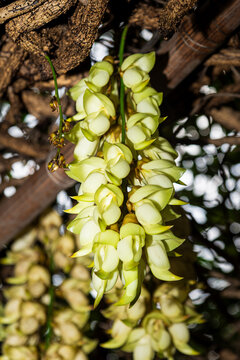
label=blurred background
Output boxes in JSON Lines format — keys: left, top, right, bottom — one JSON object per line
{"left": 0, "top": 0, "right": 240, "bottom": 359}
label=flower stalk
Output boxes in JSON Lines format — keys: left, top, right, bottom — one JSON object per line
{"left": 44, "top": 55, "right": 64, "bottom": 152}
{"left": 44, "top": 253, "right": 54, "bottom": 349}
{"left": 119, "top": 25, "right": 128, "bottom": 144}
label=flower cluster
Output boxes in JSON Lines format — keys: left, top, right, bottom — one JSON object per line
{"left": 0, "top": 211, "right": 96, "bottom": 360}
{"left": 0, "top": 231, "right": 48, "bottom": 360}
{"left": 102, "top": 282, "right": 203, "bottom": 360}
{"left": 66, "top": 52, "right": 188, "bottom": 306}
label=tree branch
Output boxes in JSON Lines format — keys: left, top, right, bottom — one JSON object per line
{"left": 129, "top": 0, "right": 198, "bottom": 36}
{"left": 209, "top": 107, "right": 240, "bottom": 132}
{"left": 0, "top": 0, "right": 47, "bottom": 24}
{"left": 207, "top": 136, "right": 240, "bottom": 146}
{"left": 0, "top": 132, "right": 49, "bottom": 159}
{"left": 5, "top": 0, "right": 77, "bottom": 42}
{"left": 54, "top": 0, "right": 109, "bottom": 74}
{"left": 0, "top": 176, "right": 30, "bottom": 194}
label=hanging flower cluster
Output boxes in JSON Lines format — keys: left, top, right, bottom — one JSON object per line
{"left": 66, "top": 51, "right": 188, "bottom": 307}
{"left": 0, "top": 211, "right": 96, "bottom": 360}
{"left": 65, "top": 51, "right": 188, "bottom": 307}
{"left": 101, "top": 281, "right": 203, "bottom": 360}
{"left": 0, "top": 230, "right": 48, "bottom": 360}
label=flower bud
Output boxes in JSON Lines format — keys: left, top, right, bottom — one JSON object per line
{"left": 93, "top": 230, "right": 120, "bottom": 278}
{"left": 69, "top": 79, "right": 89, "bottom": 102}
{"left": 141, "top": 137, "right": 178, "bottom": 161}
{"left": 92, "top": 270, "right": 118, "bottom": 307}
{"left": 88, "top": 60, "right": 114, "bottom": 88}
{"left": 3, "top": 286, "right": 30, "bottom": 301}
{"left": 74, "top": 134, "right": 99, "bottom": 162}
{"left": 121, "top": 52, "right": 155, "bottom": 73}
{"left": 75, "top": 350, "right": 88, "bottom": 360}
{"left": 95, "top": 184, "right": 124, "bottom": 226}
{"left": 70, "top": 264, "right": 91, "bottom": 282}
{"left": 101, "top": 319, "right": 132, "bottom": 349}
{"left": 60, "top": 279, "right": 89, "bottom": 312}
{"left": 19, "top": 316, "right": 39, "bottom": 335}
{"left": 10, "top": 230, "right": 36, "bottom": 253}
{"left": 2, "top": 345, "right": 38, "bottom": 360}
{"left": 169, "top": 323, "right": 189, "bottom": 344}
{"left": 21, "top": 302, "right": 46, "bottom": 325}
{"left": 27, "top": 265, "right": 50, "bottom": 298}
{"left": 160, "top": 295, "right": 184, "bottom": 319}
{"left": 133, "top": 334, "right": 154, "bottom": 360}
{"left": 103, "top": 142, "right": 133, "bottom": 183}
{"left": 82, "top": 111, "right": 111, "bottom": 138}
{"left": 54, "top": 321, "right": 82, "bottom": 345}
{"left": 123, "top": 67, "right": 150, "bottom": 92}
{"left": 2, "top": 299, "right": 22, "bottom": 324}
{"left": 117, "top": 223, "right": 145, "bottom": 270}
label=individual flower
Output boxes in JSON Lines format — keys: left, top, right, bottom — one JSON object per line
{"left": 126, "top": 112, "right": 163, "bottom": 150}
{"left": 88, "top": 60, "right": 114, "bottom": 89}
{"left": 121, "top": 52, "right": 156, "bottom": 73}
{"left": 92, "top": 270, "right": 118, "bottom": 308}
{"left": 103, "top": 142, "right": 133, "bottom": 184}
{"left": 129, "top": 185, "right": 174, "bottom": 235}
{"left": 59, "top": 279, "right": 90, "bottom": 312}
{"left": 1, "top": 344, "right": 38, "bottom": 360}
{"left": 117, "top": 222, "right": 145, "bottom": 270}
{"left": 68, "top": 204, "right": 101, "bottom": 257}
{"left": 141, "top": 137, "right": 178, "bottom": 161}
{"left": 122, "top": 67, "right": 150, "bottom": 92}
{"left": 101, "top": 319, "right": 132, "bottom": 349}
{"left": 74, "top": 89, "right": 115, "bottom": 123}
{"left": 93, "top": 229, "right": 120, "bottom": 280}
{"left": 169, "top": 322, "right": 199, "bottom": 356}
{"left": 94, "top": 184, "right": 124, "bottom": 226}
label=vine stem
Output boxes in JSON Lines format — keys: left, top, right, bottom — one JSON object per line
{"left": 118, "top": 26, "right": 128, "bottom": 217}
{"left": 45, "top": 253, "right": 55, "bottom": 349}
{"left": 44, "top": 55, "right": 64, "bottom": 156}
{"left": 119, "top": 26, "right": 128, "bottom": 144}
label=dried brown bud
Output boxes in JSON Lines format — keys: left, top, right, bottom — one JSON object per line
{"left": 50, "top": 96, "right": 58, "bottom": 112}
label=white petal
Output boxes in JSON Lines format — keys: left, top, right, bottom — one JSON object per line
{"left": 135, "top": 202, "right": 162, "bottom": 225}
{"left": 82, "top": 172, "right": 107, "bottom": 193}
{"left": 127, "top": 126, "right": 147, "bottom": 143}
{"left": 117, "top": 236, "right": 133, "bottom": 262}
{"left": 146, "top": 242, "right": 169, "bottom": 268}
{"left": 123, "top": 68, "right": 142, "bottom": 88}
{"left": 78, "top": 220, "right": 100, "bottom": 246}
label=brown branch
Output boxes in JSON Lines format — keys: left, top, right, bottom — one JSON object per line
{"left": 32, "top": 72, "right": 88, "bottom": 91}
{"left": 206, "top": 48, "right": 240, "bottom": 67}
{"left": 129, "top": 0, "right": 198, "bottom": 36}
{"left": 54, "top": 0, "right": 109, "bottom": 74}
{"left": 209, "top": 107, "right": 240, "bottom": 132}
{"left": 0, "top": 142, "right": 75, "bottom": 247}
{"left": 156, "top": 0, "right": 240, "bottom": 90}
{"left": 207, "top": 136, "right": 240, "bottom": 146}
{"left": 0, "top": 155, "right": 22, "bottom": 173}
{"left": 222, "top": 289, "right": 240, "bottom": 300}
{"left": 0, "top": 132, "right": 49, "bottom": 159}
{"left": 0, "top": 39, "right": 26, "bottom": 97}
{"left": 0, "top": 0, "right": 47, "bottom": 24}
{"left": 5, "top": 0, "right": 77, "bottom": 42}
{"left": 0, "top": 176, "right": 30, "bottom": 194}
{"left": 191, "top": 94, "right": 240, "bottom": 117}
{"left": 210, "top": 271, "right": 240, "bottom": 287}
{"left": 1, "top": 86, "right": 24, "bottom": 131}
{"left": 21, "top": 90, "right": 75, "bottom": 121}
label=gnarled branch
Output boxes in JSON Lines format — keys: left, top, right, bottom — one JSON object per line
{"left": 129, "top": 0, "right": 198, "bottom": 36}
